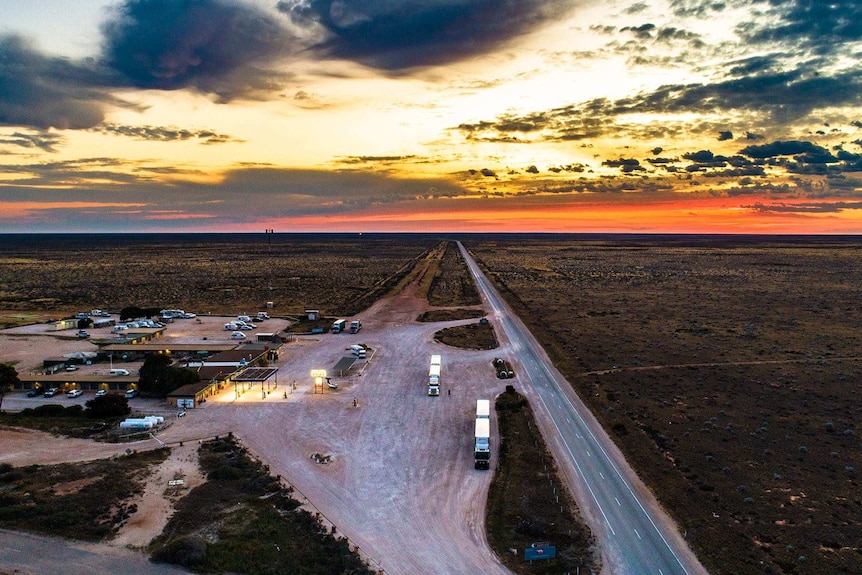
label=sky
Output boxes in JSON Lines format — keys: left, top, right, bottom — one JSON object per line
{"left": 1, "top": 0, "right": 861, "bottom": 234}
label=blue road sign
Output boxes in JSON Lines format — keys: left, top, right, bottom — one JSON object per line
{"left": 524, "top": 544, "right": 556, "bottom": 561}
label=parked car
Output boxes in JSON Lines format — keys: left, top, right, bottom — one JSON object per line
{"left": 76, "top": 330, "right": 90, "bottom": 338}
{"left": 180, "top": 312, "right": 196, "bottom": 319}
{"left": 26, "top": 388, "right": 44, "bottom": 397}
{"left": 65, "top": 365, "right": 78, "bottom": 371}
{"left": 95, "top": 389, "right": 108, "bottom": 397}
{"left": 230, "top": 331, "right": 247, "bottom": 340}
{"left": 66, "top": 389, "right": 83, "bottom": 398}
{"left": 177, "top": 410, "right": 186, "bottom": 417}
{"left": 44, "top": 387, "right": 60, "bottom": 397}
{"left": 124, "top": 389, "right": 139, "bottom": 399}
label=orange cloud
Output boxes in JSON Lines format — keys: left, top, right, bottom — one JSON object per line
{"left": 0, "top": 201, "right": 148, "bottom": 219}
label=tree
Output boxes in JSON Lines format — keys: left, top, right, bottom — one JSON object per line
{"left": 84, "top": 394, "right": 131, "bottom": 419}
{"left": 120, "top": 306, "right": 163, "bottom": 321}
{"left": 139, "top": 354, "right": 172, "bottom": 395}
{"left": 0, "top": 363, "right": 20, "bottom": 412}
{"left": 139, "top": 354, "right": 201, "bottom": 398}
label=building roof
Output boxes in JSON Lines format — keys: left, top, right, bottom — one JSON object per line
{"left": 206, "top": 349, "right": 268, "bottom": 363}
{"left": 333, "top": 356, "right": 357, "bottom": 375}
{"left": 101, "top": 343, "right": 238, "bottom": 352}
{"left": 233, "top": 367, "right": 278, "bottom": 382}
{"left": 20, "top": 374, "right": 138, "bottom": 383}
{"left": 168, "top": 380, "right": 217, "bottom": 398}
{"left": 196, "top": 366, "right": 239, "bottom": 381}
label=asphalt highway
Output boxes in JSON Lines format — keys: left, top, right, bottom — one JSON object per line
{"left": 458, "top": 242, "right": 709, "bottom": 575}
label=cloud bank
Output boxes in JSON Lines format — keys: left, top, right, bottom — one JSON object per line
{"left": 277, "top": 0, "right": 578, "bottom": 70}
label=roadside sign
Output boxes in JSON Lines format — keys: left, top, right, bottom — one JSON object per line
{"left": 524, "top": 543, "right": 556, "bottom": 561}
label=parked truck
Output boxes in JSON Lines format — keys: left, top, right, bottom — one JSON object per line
{"left": 428, "top": 354, "right": 442, "bottom": 396}
{"left": 332, "top": 319, "right": 347, "bottom": 333}
{"left": 349, "top": 319, "right": 362, "bottom": 333}
{"left": 474, "top": 422, "right": 491, "bottom": 469}
{"left": 474, "top": 399, "right": 491, "bottom": 469}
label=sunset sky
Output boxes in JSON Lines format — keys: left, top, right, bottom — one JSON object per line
{"left": 1, "top": 0, "right": 861, "bottom": 233}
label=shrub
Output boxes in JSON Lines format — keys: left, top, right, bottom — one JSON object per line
{"left": 152, "top": 536, "right": 208, "bottom": 568}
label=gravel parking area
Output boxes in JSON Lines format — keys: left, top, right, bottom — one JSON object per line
{"left": 1, "top": 283, "right": 511, "bottom": 574}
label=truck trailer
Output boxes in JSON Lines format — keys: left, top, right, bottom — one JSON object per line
{"left": 332, "top": 319, "right": 347, "bottom": 333}
{"left": 476, "top": 399, "right": 490, "bottom": 419}
{"left": 428, "top": 354, "right": 442, "bottom": 396}
{"left": 349, "top": 319, "right": 362, "bottom": 333}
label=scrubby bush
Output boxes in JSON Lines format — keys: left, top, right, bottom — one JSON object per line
{"left": 152, "top": 536, "right": 208, "bottom": 568}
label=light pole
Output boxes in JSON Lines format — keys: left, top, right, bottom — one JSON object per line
{"left": 265, "top": 228, "right": 274, "bottom": 293}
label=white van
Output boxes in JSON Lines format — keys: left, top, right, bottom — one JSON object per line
{"left": 109, "top": 368, "right": 130, "bottom": 376}
{"left": 224, "top": 322, "right": 239, "bottom": 331}
{"left": 231, "top": 331, "right": 247, "bottom": 340}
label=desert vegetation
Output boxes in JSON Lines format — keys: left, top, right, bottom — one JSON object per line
{"left": 0, "top": 233, "right": 436, "bottom": 324}
{"left": 149, "top": 435, "right": 372, "bottom": 575}
{"left": 416, "top": 308, "right": 486, "bottom": 322}
{"left": 434, "top": 321, "right": 499, "bottom": 350}
{"left": 424, "top": 240, "right": 482, "bottom": 307}
{"left": 486, "top": 386, "right": 598, "bottom": 574}
{"left": 468, "top": 235, "right": 862, "bottom": 575}
{"left": 0, "top": 449, "right": 169, "bottom": 540}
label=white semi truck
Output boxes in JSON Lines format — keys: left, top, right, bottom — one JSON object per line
{"left": 349, "top": 319, "right": 362, "bottom": 333}
{"left": 428, "top": 354, "right": 442, "bottom": 396}
{"left": 474, "top": 399, "right": 491, "bottom": 470}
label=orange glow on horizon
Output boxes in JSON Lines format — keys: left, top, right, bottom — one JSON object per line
{"left": 220, "top": 195, "right": 862, "bottom": 235}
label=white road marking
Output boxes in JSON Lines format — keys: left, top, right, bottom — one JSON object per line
{"left": 634, "top": 528, "right": 642, "bottom": 540}
{"left": 615, "top": 497, "right": 621, "bottom": 506}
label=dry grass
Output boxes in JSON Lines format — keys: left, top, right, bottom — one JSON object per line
{"left": 0, "top": 234, "right": 436, "bottom": 322}
{"left": 486, "top": 387, "right": 598, "bottom": 574}
{"left": 434, "top": 321, "right": 499, "bottom": 350}
{"left": 468, "top": 235, "right": 862, "bottom": 575}
{"left": 426, "top": 241, "right": 482, "bottom": 307}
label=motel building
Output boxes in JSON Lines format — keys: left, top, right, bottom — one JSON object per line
{"left": 169, "top": 344, "right": 281, "bottom": 407}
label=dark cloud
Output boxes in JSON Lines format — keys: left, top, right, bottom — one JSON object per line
{"left": 0, "top": 131, "right": 65, "bottom": 153}
{"left": 621, "top": 23, "right": 656, "bottom": 40}
{"left": 670, "top": 0, "right": 729, "bottom": 19}
{"left": 89, "top": 123, "right": 237, "bottom": 144}
{"left": 738, "top": 1, "right": 862, "bottom": 52}
{"left": 718, "top": 131, "right": 733, "bottom": 141}
{"left": 335, "top": 155, "right": 420, "bottom": 165}
{"left": 456, "top": 64, "right": 862, "bottom": 146}
{"left": 101, "top": 0, "right": 295, "bottom": 101}
{"left": 683, "top": 150, "right": 716, "bottom": 162}
{"left": 0, "top": 35, "right": 119, "bottom": 130}
{"left": 746, "top": 201, "right": 862, "bottom": 214}
{"left": 277, "top": 0, "right": 578, "bottom": 70}
{"left": 739, "top": 140, "right": 831, "bottom": 159}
